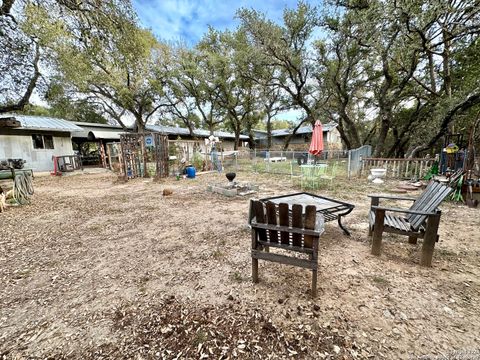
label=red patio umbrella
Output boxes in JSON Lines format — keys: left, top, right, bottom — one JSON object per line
{"left": 308, "top": 120, "right": 324, "bottom": 156}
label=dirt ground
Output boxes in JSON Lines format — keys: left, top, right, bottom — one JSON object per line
{"left": 0, "top": 171, "right": 479, "bottom": 359}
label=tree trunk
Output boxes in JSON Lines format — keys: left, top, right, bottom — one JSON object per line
{"left": 442, "top": 28, "right": 453, "bottom": 132}
{"left": 234, "top": 131, "right": 240, "bottom": 150}
{"left": 0, "top": 0, "right": 16, "bottom": 16}
{"left": 283, "top": 118, "right": 309, "bottom": 150}
{"left": 335, "top": 121, "right": 353, "bottom": 150}
{"left": 374, "top": 108, "right": 391, "bottom": 157}
{"left": 135, "top": 116, "right": 146, "bottom": 133}
{"left": 338, "top": 102, "right": 361, "bottom": 148}
{"left": 266, "top": 115, "right": 272, "bottom": 149}
{"left": 0, "top": 41, "right": 41, "bottom": 114}
{"left": 427, "top": 50, "right": 436, "bottom": 94}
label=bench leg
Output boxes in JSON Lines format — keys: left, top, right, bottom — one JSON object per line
{"left": 421, "top": 214, "right": 441, "bottom": 267}
{"left": 311, "top": 269, "right": 317, "bottom": 298}
{"left": 408, "top": 236, "right": 417, "bottom": 244}
{"left": 251, "top": 230, "right": 259, "bottom": 283}
{"left": 371, "top": 209, "right": 385, "bottom": 256}
{"left": 252, "top": 258, "right": 259, "bottom": 283}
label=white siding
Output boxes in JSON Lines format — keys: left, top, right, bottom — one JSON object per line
{"left": 0, "top": 134, "right": 74, "bottom": 171}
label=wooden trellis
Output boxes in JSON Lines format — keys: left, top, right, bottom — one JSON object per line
{"left": 120, "top": 133, "right": 169, "bottom": 179}
{"left": 155, "top": 134, "right": 169, "bottom": 178}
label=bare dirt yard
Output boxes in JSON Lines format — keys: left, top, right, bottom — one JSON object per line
{"left": 0, "top": 171, "right": 479, "bottom": 359}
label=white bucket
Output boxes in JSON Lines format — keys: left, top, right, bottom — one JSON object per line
{"left": 370, "top": 168, "right": 386, "bottom": 179}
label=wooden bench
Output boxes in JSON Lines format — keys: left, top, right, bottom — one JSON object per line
{"left": 248, "top": 199, "right": 324, "bottom": 297}
{"left": 368, "top": 181, "right": 453, "bottom": 266}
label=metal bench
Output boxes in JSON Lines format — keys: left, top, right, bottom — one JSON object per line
{"left": 248, "top": 199, "right": 325, "bottom": 297}
{"left": 368, "top": 181, "right": 453, "bottom": 266}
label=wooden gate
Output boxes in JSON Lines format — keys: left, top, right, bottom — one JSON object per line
{"left": 120, "top": 133, "right": 169, "bottom": 179}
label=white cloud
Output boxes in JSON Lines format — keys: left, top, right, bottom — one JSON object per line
{"left": 132, "top": 0, "right": 301, "bottom": 45}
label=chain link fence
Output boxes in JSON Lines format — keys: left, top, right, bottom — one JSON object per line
{"left": 223, "top": 149, "right": 349, "bottom": 177}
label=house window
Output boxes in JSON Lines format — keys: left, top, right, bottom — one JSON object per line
{"left": 44, "top": 135, "right": 54, "bottom": 149}
{"left": 32, "top": 134, "right": 54, "bottom": 149}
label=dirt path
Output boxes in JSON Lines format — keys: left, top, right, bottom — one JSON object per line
{"left": 0, "top": 172, "right": 479, "bottom": 359}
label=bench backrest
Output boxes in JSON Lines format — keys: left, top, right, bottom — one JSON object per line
{"left": 407, "top": 181, "right": 453, "bottom": 230}
{"left": 250, "top": 200, "right": 318, "bottom": 250}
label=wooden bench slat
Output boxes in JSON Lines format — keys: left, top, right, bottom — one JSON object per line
{"left": 385, "top": 214, "right": 403, "bottom": 231}
{"left": 279, "top": 203, "right": 290, "bottom": 245}
{"left": 303, "top": 205, "right": 316, "bottom": 249}
{"left": 250, "top": 223, "right": 322, "bottom": 237}
{"left": 266, "top": 201, "right": 278, "bottom": 244}
{"left": 291, "top": 204, "right": 303, "bottom": 247}
{"left": 409, "top": 186, "right": 452, "bottom": 230}
{"left": 257, "top": 240, "right": 314, "bottom": 254}
{"left": 253, "top": 200, "right": 267, "bottom": 241}
{"left": 251, "top": 250, "right": 317, "bottom": 270}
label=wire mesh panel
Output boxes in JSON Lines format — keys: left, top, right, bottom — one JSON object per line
{"left": 155, "top": 134, "right": 169, "bottom": 178}
{"left": 240, "top": 149, "right": 348, "bottom": 177}
{"left": 106, "top": 142, "right": 123, "bottom": 174}
{"left": 120, "top": 133, "right": 169, "bottom": 179}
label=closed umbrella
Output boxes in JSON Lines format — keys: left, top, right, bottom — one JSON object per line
{"left": 308, "top": 120, "right": 324, "bottom": 156}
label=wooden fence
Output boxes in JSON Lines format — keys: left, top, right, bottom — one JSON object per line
{"left": 120, "top": 133, "right": 169, "bottom": 179}
{"left": 361, "top": 157, "right": 434, "bottom": 179}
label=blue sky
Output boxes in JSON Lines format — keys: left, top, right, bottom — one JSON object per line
{"left": 132, "top": 0, "right": 301, "bottom": 45}
{"left": 132, "top": 0, "right": 312, "bottom": 121}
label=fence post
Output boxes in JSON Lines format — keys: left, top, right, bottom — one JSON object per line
{"left": 292, "top": 150, "right": 295, "bottom": 177}
{"left": 347, "top": 150, "right": 351, "bottom": 179}
{"left": 266, "top": 150, "right": 270, "bottom": 173}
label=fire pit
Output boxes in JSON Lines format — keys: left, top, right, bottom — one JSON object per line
{"left": 207, "top": 174, "right": 258, "bottom": 197}
{"left": 225, "top": 172, "right": 236, "bottom": 183}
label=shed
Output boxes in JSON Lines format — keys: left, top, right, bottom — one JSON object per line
{"left": 146, "top": 124, "right": 249, "bottom": 150}
{"left": 71, "top": 122, "right": 126, "bottom": 166}
{"left": 253, "top": 122, "right": 342, "bottom": 150}
{"left": 0, "top": 115, "right": 83, "bottom": 172}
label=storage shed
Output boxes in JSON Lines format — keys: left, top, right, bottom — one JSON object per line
{"left": 0, "top": 115, "right": 83, "bottom": 172}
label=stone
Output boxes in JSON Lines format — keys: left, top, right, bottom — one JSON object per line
{"left": 383, "top": 309, "right": 394, "bottom": 319}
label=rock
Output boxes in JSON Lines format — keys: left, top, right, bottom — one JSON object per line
{"left": 163, "top": 188, "right": 173, "bottom": 196}
{"left": 313, "top": 304, "right": 320, "bottom": 311}
{"left": 383, "top": 309, "right": 394, "bottom": 319}
{"left": 333, "top": 345, "right": 340, "bottom": 354}
{"left": 443, "top": 306, "right": 454, "bottom": 315}
{"left": 227, "top": 294, "right": 234, "bottom": 301}
{"left": 278, "top": 298, "right": 284, "bottom": 304}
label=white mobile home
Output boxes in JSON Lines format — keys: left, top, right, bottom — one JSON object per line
{"left": 0, "top": 115, "right": 83, "bottom": 172}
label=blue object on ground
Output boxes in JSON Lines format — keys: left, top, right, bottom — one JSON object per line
{"left": 186, "top": 166, "right": 196, "bottom": 178}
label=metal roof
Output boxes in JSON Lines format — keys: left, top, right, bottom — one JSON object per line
{"left": 72, "top": 123, "right": 126, "bottom": 140}
{"left": 271, "top": 122, "right": 338, "bottom": 137}
{"left": 73, "top": 121, "right": 124, "bottom": 129}
{"left": 73, "top": 129, "right": 124, "bottom": 140}
{"left": 146, "top": 124, "right": 248, "bottom": 140}
{"left": 0, "top": 114, "right": 83, "bottom": 132}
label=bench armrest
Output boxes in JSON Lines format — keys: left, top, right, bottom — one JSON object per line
{"left": 368, "top": 194, "right": 417, "bottom": 201}
{"left": 371, "top": 205, "right": 439, "bottom": 216}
